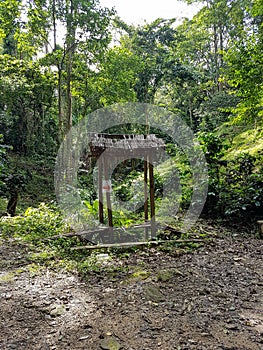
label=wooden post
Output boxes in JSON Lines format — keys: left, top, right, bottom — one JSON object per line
{"left": 98, "top": 157, "right": 104, "bottom": 224}
{"left": 103, "top": 157, "right": 113, "bottom": 242}
{"left": 144, "top": 157, "right": 149, "bottom": 240}
{"left": 149, "top": 154, "right": 156, "bottom": 239}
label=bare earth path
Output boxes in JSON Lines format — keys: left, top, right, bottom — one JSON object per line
{"left": 0, "top": 234, "right": 262, "bottom": 350}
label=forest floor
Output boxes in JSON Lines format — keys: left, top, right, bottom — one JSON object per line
{"left": 0, "top": 227, "right": 262, "bottom": 350}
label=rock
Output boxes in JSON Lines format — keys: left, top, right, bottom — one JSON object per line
{"left": 143, "top": 283, "right": 164, "bottom": 303}
{"left": 79, "top": 335, "right": 90, "bottom": 340}
{"left": 97, "top": 254, "right": 111, "bottom": 263}
{"left": 157, "top": 270, "right": 171, "bottom": 282}
{"left": 229, "top": 306, "right": 236, "bottom": 311}
{"left": 100, "top": 335, "right": 121, "bottom": 350}
{"left": 225, "top": 323, "right": 239, "bottom": 330}
{"left": 49, "top": 303, "right": 65, "bottom": 317}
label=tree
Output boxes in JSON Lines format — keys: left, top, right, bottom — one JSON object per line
{"left": 119, "top": 19, "right": 179, "bottom": 103}
{"left": 0, "top": 55, "right": 56, "bottom": 155}
{"left": 168, "top": 0, "right": 254, "bottom": 130}
{"left": 0, "top": 0, "right": 50, "bottom": 59}
{"left": 0, "top": 0, "right": 114, "bottom": 144}
{"left": 223, "top": 0, "right": 263, "bottom": 125}
{"left": 43, "top": 0, "right": 114, "bottom": 141}
{"left": 94, "top": 46, "right": 143, "bottom": 106}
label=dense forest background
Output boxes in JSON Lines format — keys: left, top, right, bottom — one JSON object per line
{"left": 0, "top": 0, "right": 262, "bottom": 226}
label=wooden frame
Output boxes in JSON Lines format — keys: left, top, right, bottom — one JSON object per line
{"left": 86, "top": 133, "right": 165, "bottom": 244}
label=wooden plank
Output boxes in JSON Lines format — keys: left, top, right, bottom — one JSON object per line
{"left": 131, "top": 223, "right": 152, "bottom": 229}
{"left": 70, "top": 239, "right": 205, "bottom": 250}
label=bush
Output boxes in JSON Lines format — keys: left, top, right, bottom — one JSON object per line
{"left": 219, "top": 153, "right": 263, "bottom": 217}
{"left": 0, "top": 203, "right": 69, "bottom": 240}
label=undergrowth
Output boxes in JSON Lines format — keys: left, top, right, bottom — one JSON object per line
{"left": 0, "top": 202, "right": 209, "bottom": 279}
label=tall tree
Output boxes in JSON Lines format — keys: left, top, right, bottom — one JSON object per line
{"left": 223, "top": 0, "right": 263, "bottom": 124}
{"left": 42, "top": 0, "right": 114, "bottom": 141}
{"left": 0, "top": 55, "right": 56, "bottom": 154}
{"left": 0, "top": 0, "right": 114, "bottom": 144}
{"left": 119, "top": 19, "right": 179, "bottom": 103}
{"left": 0, "top": 0, "right": 50, "bottom": 59}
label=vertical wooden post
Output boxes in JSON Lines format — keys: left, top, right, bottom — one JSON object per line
{"left": 144, "top": 157, "right": 149, "bottom": 240}
{"left": 98, "top": 157, "right": 104, "bottom": 224}
{"left": 103, "top": 157, "right": 113, "bottom": 242}
{"left": 149, "top": 154, "right": 156, "bottom": 239}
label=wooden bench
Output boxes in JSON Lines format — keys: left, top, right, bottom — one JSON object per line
{"left": 257, "top": 220, "right": 263, "bottom": 238}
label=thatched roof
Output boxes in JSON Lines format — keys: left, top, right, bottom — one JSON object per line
{"left": 89, "top": 133, "right": 165, "bottom": 158}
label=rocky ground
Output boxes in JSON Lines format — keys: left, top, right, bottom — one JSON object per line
{"left": 0, "top": 233, "right": 262, "bottom": 350}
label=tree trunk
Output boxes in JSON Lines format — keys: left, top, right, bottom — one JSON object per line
{"left": 64, "top": 0, "right": 76, "bottom": 134}
{"left": 218, "top": 24, "right": 224, "bottom": 91}
{"left": 7, "top": 191, "right": 18, "bottom": 217}
{"left": 213, "top": 23, "right": 219, "bottom": 91}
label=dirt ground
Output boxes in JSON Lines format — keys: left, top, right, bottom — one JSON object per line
{"left": 0, "top": 232, "right": 262, "bottom": 350}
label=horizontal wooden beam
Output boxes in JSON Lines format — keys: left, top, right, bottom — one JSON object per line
{"left": 70, "top": 239, "right": 205, "bottom": 250}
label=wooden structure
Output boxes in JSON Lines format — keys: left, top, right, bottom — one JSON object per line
{"left": 87, "top": 133, "right": 166, "bottom": 243}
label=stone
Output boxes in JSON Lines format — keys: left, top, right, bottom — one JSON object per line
{"left": 100, "top": 335, "right": 121, "bottom": 350}
{"left": 49, "top": 303, "right": 65, "bottom": 317}
{"left": 157, "top": 270, "right": 172, "bottom": 282}
{"left": 143, "top": 283, "right": 164, "bottom": 303}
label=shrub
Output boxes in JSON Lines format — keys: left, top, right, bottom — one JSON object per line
{"left": 219, "top": 153, "right": 263, "bottom": 217}
{"left": 0, "top": 203, "right": 69, "bottom": 240}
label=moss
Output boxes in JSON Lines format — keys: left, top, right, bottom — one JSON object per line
{"left": 129, "top": 269, "right": 151, "bottom": 280}
{"left": 0, "top": 272, "right": 15, "bottom": 283}
{"left": 26, "top": 263, "right": 46, "bottom": 276}
{"left": 157, "top": 269, "right": 172, "bottom": 282}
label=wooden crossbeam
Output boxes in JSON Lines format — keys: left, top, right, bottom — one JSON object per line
{"left": 70, "top": 239, "right": 205, "bottom": 250}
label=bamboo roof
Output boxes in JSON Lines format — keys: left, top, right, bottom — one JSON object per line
{"left": 89, "top": 133, "right": 166, "bottom": 158}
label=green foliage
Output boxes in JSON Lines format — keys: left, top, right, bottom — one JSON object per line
{"left": 0, "top": 203, "right": 69, "bottom": 240}
{"left": 219, "top": 153, "right": 263, "bottom": 216}
{"left": 0, "top": 0, "right": 262, "bottom": 226}
{"left": 95, "top": 46, "right": 142, "bottom": 106}
{"left": 197, "top": 132, "right": 263, "bottom": 217}
{"left": 0, "top": 55, "right": 57, "bottom": 155}
{"left": 0, "top": 0, "right": 49, "bottom": 58}
{"left": 198, "top": 132, "right": 226, "bottom": 214}
{"left": 198, "top": 131, "right": 226, "bottom": 163}
{"left": 223, "top": 0, "right": 263, "bottom": 124}
{"left": 0, "top": 134, "right": 7, "bottom": 186}
{"left": 1, "top": 170, "right": 30, "bottom": 196}
{"left": 121, "top": 18, "right": 179, "bottom": 103}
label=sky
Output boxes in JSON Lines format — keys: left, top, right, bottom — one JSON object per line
{"left": 99, "top": 0, "right": 203, "bottom": 25}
